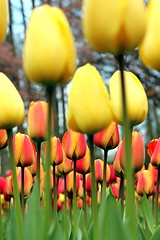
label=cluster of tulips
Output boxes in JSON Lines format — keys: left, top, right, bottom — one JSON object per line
{"left": 1, "top": 0, "right": 160, "bottom": 239}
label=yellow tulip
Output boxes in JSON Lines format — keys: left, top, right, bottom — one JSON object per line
{"left": 23, "top": 4, "right": 76, "bottom": 86}
{"left": 82, "top": 0, "right": 146, "bottom": 55}
{"left": 0, "top": 0, "right": 8, "bottom": 43}
{"left": 139, "top": 0, "right": 160, "bottom": 71}
{"left": 67, "top": 63, "right": 113, "bottom": 134}
{"left": 109, "top": 70, "right": 148, "bottom": 126}
{"left": 0, "top": 72, "right": 25, "bottom": 129}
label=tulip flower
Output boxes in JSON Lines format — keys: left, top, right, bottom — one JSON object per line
{"left": 109, "top": 70, "right": 148, "bottom": 126}
{"left": 0, "top": 129, "right": 8, "bottom": 149}
{"left": 76, "top": 145, "right": 91, "bottom": 174}
{"left": 136, "top": 170, "right": 154, "bottom": 196}
{"left": 27, "top": 100, "right": 54, "bottom": 142}
{"left": 94, "top": 121, "right": 120, "bottom": 150}
{"left": 23, "top": 4, "right": 76, "bottom": 86}
{"left": 68, "top": 63, "right": 113, "bottom": 134}
{"left": 66, "top": 171, "right": 80, "bottom": 194}
{"left": 62, "top": 129, "right": 86, "bottom": 160}
{"left": 113, "top": 141, "right": 124, "bottom": 177}
{"left": 43, "top": 136, "right": 63, "bottom": 165}
{"left": 16, "top": 167, "right": 33, "bottom": 196}
{"left": 139, "top": 0, "right": 160, "bottom": 71}
{"left": 147, "top": 163, "right": 158, "bottom": 184}
{"left": 120, "top": 131, "right": 145, "bottom": 173}
{"left": 94, "top": 159, "right": 110, "bottom": 183}
{"left": 0, "top": 0, "right": 8, "bottom": 43}
{"left": 0, "top": 72, "right": 25, "bottom": 129}
{"left": 57, "top": 150, "right": 73, "bottom": 174}
{"left": 13, "top": 132, "right": 36, "bottom": 167}
{"left": 82, "top": 0, "right": 146, "bottom": 55}
{"left": 148, "top": 138, "right": 160, "bottom": 168}
{"left": 0, "top": 176, "right": 5, "bottom": 194}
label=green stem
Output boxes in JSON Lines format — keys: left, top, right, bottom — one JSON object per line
{"left": 52, "top": 86, "right": 59, "bottom": 137}
{"left": 36, "top": 141, "right": 41, "bottom": 196}
{"left": 117, "top": 54, "right": 136, "bottom": 238}
{"left": 155, "top": 165, "right": 160, "bottom": 226}
{"left": 53, "top": 163, "right": 58, "bottom": 218}
{"left": 118, "top": 172, "right": 124, "bottom": 215}
{"left": 73, "top": 160, "right": 77, "bottom": 239}
{"left": 88, "top": 135, "right": 97, "bottom": 240}
{"left": 102, "top": 149, "right": 108, "bottom": 201}
{"left": 83, "top": 173, "right": 88, "bottom": 232}
{"left": 21, "top": 166, "right": 25, "bottom": 216}
{"left": 7, "top": 129, "right": 23, "bottom": 240}
{"left": 43, "top": 87, "right": 53, "bottom": 238}
{"left": 0, "top": 188, "right": 3, "bottom": 240}
{"left": 64, "top": 173, "right": 68, "bottom": 239}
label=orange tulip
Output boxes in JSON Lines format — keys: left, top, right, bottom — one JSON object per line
{"left": 76, "top": 145, "right": 90, "bottom": 174}
{"left": 120, "top": 131, "right": 145, "bottom": 173}
{"left": 62, "top": 129, "right": 86, "bottom": 160}
{"left": 94, "top": 159, "right": 111, "bottom": 183}
{"left": 57, "top": 150, "right": 73, "bottom": 174}
{"left": 94, "top": 121, "right": 120, "bottom": 150}
{"left": 113, "top": 141, "right": 124, "bottom": 177}
{"left": 43, "top": 136, "right": 63, "bottom": 165}
{"left": 136, "top": 170, "right": 154, "bottom": 196}
{"left": 27, "top": 100, "right": 54, "bottom": 142}
{"left": 16, "top": 167, "right": 33, "bottom": 196}
{"left": 13, "top": 132, "right": 36, "bottom": 167}
{"left": 0, "top": 129, "right": 7, "bottom": 149}
{"left": 148, "top": 138, "right": 160, "bottom": 168}
{"left": 66, "top": 171, "right": 81, "bottom": 194}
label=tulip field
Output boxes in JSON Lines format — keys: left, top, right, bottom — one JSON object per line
{"left": 1, "top": 0, "right": 160, "bottom": 240}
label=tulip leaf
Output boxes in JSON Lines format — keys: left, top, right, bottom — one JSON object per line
{"left": 98, "top": 191, "right": 129, "bottom": 240}
{"left": 141, "top": 194, "right": 155, "bottom": 234}
{"left": 48, "top": 219, "right": 65, "bottom": 240}
{"left": 150, "top": 225, "right": 160, "bottom": 240}
{"left": 24, "top": 180, "right": 42, "bottom": 240}
{"left": 10, "top": 205, "right": 19, "bottom": 240}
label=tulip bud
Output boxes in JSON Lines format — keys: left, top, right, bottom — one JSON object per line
{"left": 0, "top": 0, "right": 8, "bottom": 43}
{"left": 66, "top": 171, "right": 80, "bottom": 194}
{"left": 13, "top": 132, "right": 36, "bottom": 167}
{"left": 148, "top": 138, "right": 160, "bottom": 168}
{"left": 43, "top": 136, "right": 63, "bottom": 165}
{"left": 76, "top": 145, "right": 90, "bottom": 174}
{"left": 0, "top": 72, "right": 25, "bottom": 129}
{"left": 136, "top": 170, "right": 154, "bottom": 196}
{"left": 16, "top": 167, "right": 33, "bottom": 196}
{"left": 94, "top": 121, "right": 120, "bottom": 150}
{"left": 108, "top": 164, "right": 117, "bottom": 185}
{"left": 62, "top": 129, "right": 86, "bottom": 160}
{"left": 147, "top": 163, "right": 158, "bottom": 184}
{"left": 0, "top": 176, "right": 5, "bottom": 194}
{"left": 139, "top": 0, "right": 160, "bottom": 71}
{"left": 27, "top": 100, "right": 54, "bottom": 142}
{"left": 67, "top": 63, "right": 113, "bottom": 134}
{"left": 147, "top": 139, "right": 158, "bottom": 158}
{"left": 120, "top": 131, "right": 145, "bottom": 173}
{"left": 113, "top": 141, "right": 124, "bottom": 177}
{"left": 82, "top": 0, "right": 146, "bottom": 55}
{"left": 109, "top": 70, "right": 148, "bottom": 126}
{"left": 57, "top": 150, "right": 73, "bottom": 174}
{"left": 0, "top": 129, "right": 8, "bottom": 149}
{"left": 23, "top": 4, "right": 76, "bottom": 86}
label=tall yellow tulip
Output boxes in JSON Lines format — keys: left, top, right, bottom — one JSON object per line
{"left": 109, "top": 70, "right": 148, "bottom": 126}
{"left": 0, "top": 0, "right": 8, "bottom": 43}
{"left": 82, "top": 0, "right": 146, "bottom": 55}
{"left": 67, "top": 63, "right": 113, "bottom": 134}
{"left": 23, "top": 4, "right": 76, "bottom": 86}
{"left": 139, "top": 0, "right": 160, "bottom": 71}
{"left": 0, "top": 72, "right": 25, "bottom": 129}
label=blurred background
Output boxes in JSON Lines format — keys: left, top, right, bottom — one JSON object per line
{"left": 0, "top": 0, "right": 159, "bottom": 174}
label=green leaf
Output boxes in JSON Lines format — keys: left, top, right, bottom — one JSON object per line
{"left": 141, "top": 194, "right": 155, "bottom": 234}
{"left": 10, "top": 205, "right": 19, "bottom": 240}
{"left": 150, "top": 225, "right": 160, "bottom": 240}
{"left": 24, "top": 180, "right": 42, "bottom": 240}
{"left": 98, "top": 192, "right": 129, "bottom": 240}
{"left": 48, "top": 219, "right": 65, "bottom": 240}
